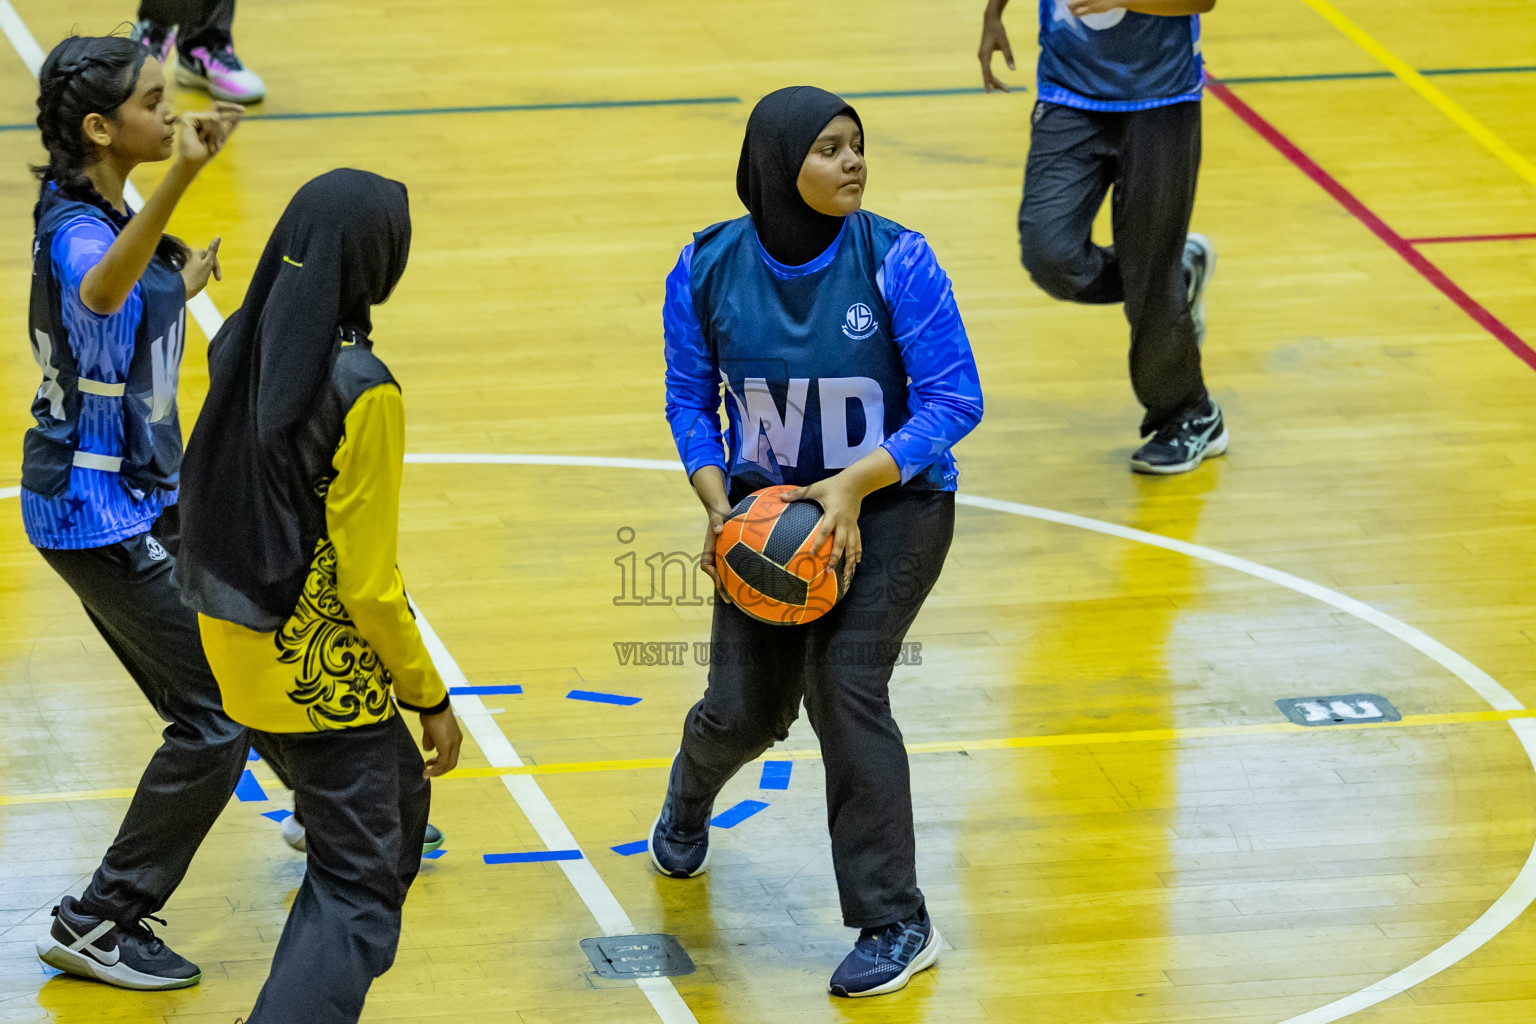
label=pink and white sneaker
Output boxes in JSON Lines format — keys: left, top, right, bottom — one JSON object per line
{"left": 130, "top": 20, "right": 175, "bottom": 64}
{"left": 175, "top": 45, "right": 266, "bottom": 104}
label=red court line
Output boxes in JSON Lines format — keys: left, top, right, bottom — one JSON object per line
{"left": 1408, "top": 232, "right": 1536, "bottom": 245}
{"left": 1205, "top": 79, "right": 1536, "bottom": 373}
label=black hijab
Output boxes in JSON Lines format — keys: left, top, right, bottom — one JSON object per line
{"left": 737, "top": 86, "right": 862, "bottom": 267}
{"left": 178, "top": 169, "right": 411, "bottom": 626}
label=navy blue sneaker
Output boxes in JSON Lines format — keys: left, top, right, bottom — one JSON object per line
{"left": 648, "top": 794, "right": 711, "bottom": 878}
{"left": 829, "top": 906, "right": 941, "bottom": 997}
{"left": 36, "top": 897, "right": 200, "bottom": 990}
{"left": 1131, "top": 399, "right": 1228, "bottom": 475}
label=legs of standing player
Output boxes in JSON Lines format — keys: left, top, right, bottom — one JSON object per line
{"left": 810, "top": 489, "right": 951, "bottom": 996}
{"left": 245, "top": 715, "right": 431, "bottom": 1024}
{"left": 1018, "top": 100, "right": 1224, "bottom": 473}
{"left": 134, "top": 0, "right": 266, "bottom": 103}
{"left": 34, "top": 509, "right": 251, "bottom": 989}
{"left": 654, "top": 487, "right": 954, "bottom": 995}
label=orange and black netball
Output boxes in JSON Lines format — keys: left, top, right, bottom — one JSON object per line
{"left": 714, "top": 485, "right": 846, "bottom": 625}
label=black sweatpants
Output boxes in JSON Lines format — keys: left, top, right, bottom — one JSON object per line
{"left": 37, "top": 507, "right": 253, "bottom": 924}
{"left": 1018, "top": 99, "right": 1207, "bottom": 436}
{"left": 668, "top": 487, "right": 954, "bottom": 929}
{"left": 247, "top": 715, "right": 432, "bottom": 1024}
{"left": 137, "top": 0, "right": 236, "bottom": 51}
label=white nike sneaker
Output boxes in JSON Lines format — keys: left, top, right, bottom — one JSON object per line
{"left": 36, "top": 896, "right": 200, "bottom": 990}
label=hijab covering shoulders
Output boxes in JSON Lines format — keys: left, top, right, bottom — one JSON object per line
{"left": 737, "top": 86, "right": 861, "bottom": 267}
{"left": 178, "top": 169, "right": 411, "bottom": 628}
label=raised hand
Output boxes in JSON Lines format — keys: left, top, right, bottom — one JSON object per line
{"left": 177, "top": 102, "right": 245, "bottom": 170}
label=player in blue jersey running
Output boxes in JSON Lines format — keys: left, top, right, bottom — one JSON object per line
{"left": 980, "top": 0, "right": 1225, "bottom": 474}
{"left": 651, "top": 86, "right": 984, "bottom": 997}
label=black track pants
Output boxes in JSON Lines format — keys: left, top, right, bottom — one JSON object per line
{"left": 1019, "top": 99, "right": 1207, "bottom": 435}
{"left": 668, "top": 487, "right": 954, "bottom": 928}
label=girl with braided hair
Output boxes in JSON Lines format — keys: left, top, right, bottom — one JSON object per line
{"left": 23, "top": 33, "right": 245, "bottom": 991}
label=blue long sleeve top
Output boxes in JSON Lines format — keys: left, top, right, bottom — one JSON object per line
{"left": 664, "top": 214, "right": 983, "bottom": 493}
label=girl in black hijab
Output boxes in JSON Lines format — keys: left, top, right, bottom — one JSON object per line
{"left": 178, "top": 169, "right": 462, "bottom": 1024}
{"left": 655, "top": 87, "right": 984, "bottom": 996}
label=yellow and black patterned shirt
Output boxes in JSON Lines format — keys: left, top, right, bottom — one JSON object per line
{"left": 198, "top": 384, "right": 447, "bottom": 732}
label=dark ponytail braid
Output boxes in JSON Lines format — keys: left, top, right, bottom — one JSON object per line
{"left": 33, "top": 34, "right": 189, "bottom": 270}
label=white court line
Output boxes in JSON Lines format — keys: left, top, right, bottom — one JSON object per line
{"left": 0, "top": 0, "right": 43, "bottom": 74}
{"left": 0, "top": 487, "right": 19, "bottom": 501}
{"left": 402, "top": 454, "right": 1536, "bottom": 1024}
{"left": 411, "top": 601, "right": 698, "bottom": 1024}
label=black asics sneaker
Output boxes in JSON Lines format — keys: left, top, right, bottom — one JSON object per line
{"left": 1184, "top": 233, "right": 1216, "bottom": 348}
{"left": 1131, "top": 399, "right": 1228, "bottom": 475}
{"left": 36, "top": 897, "right": 201, "bottom": 990}
{"left": 648, "top": 793, "right": 712, "bottom": 878}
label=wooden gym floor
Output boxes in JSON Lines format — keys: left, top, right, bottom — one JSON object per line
{"left": 3, "top": 1, "right": 1536, "bottom": 1021}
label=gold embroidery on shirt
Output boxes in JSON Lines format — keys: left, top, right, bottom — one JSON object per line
{"left": 274, "top": 539, "right": 394, "bottom": 730}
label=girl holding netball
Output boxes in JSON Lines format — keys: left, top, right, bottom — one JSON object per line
{"left": 177, "top": 169, "right": 462, "bottom": 1024}
{"left": 653, "top": 86, "right": 984, "bottom": 997}
{"left": 24, "top": 33, "right": 243, "bottom": 990}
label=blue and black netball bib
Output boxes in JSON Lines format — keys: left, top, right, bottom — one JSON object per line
{"left": 1037, "top": 0, "right": 1204, "bottom": 111}
{"left": 687, "top": 211, "right": 950, "bottom": 494}
{"left": 21, "top": 185, "right": 186, "bottom": 548}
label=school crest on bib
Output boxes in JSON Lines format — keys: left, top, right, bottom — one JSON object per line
{"left": 842, "top": 302, "right": 879, "bottom": 340}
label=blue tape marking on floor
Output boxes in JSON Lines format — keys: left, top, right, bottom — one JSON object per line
{"left": 234, "top": 770, "right": 268, "bottom": 802}
{"left": 260, "top": 809, "right": 293, "bottom": 823}
{"left": 484, "top": 850, "right": 584, "bottom": 864}
{"left": 567, "top": 690, "right": 641, "bottom": 706}
{"left": 247, "top": 748, "right": 261, "bottom": 761}
{"left": 611, "top": 839, "right": 649, "bottom": 856}
{"left": 449, "top": 685, "right": 523, "bottom": 695}
{"left": 759, "top": 761, "right": 792, "bottom": 790}
{"left": 423, "top": 849, "right": 447, "bottom": 860}
{"left": 712, "top": 800, "right": 769, "bottom": 828}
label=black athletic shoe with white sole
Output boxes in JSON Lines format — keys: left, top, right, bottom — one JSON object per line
{"left": 1131, "top": 400, "right": 1228, "bottom": 475}
{"left": 36, "top": 897, "right": 201, "bottom": 990}
{"left": 1184, "top": 232, "right": 1216, "bottom": 348}
{"left": 648, "top": 794, "right": 712, "bottom": 878}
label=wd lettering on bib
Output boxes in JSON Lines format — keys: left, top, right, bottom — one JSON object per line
{"left": 688, "top": 212, "right": 947, "bottom": 492}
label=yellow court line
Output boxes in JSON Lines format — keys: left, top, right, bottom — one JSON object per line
{"left": 441, "top": 709, "right": 1536, "bottom": 778}
{"left": 0, "top": 786, "right": 138, "bottom": 806}
{"left": 1298, "top": 0, "right": 1536, "bottom": 191}
{"left": 4, "top": 710, "right": 1531, "bottom": 806}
